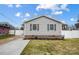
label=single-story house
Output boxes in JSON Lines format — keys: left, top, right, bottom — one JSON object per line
{"left": 23, "top": 16, "right": 64, "bottom": 39}
{"left": 0, "top": 22, "right": 15, "bottom": 35}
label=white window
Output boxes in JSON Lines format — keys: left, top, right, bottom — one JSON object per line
{"left": 30, "top": 24, "right": 39, "bottom": 31}
{"left": 50, "top": 24, "right": 53, "bottom": 30}
{"left": 47, "top": 24, "right": 56, "bottom": 31}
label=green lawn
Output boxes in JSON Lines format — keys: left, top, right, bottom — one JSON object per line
{"left": 0, "top": 34, "right": 15, "bottom": 44}
{"left": 0, "top": 34, "right": 14, "bottom": 40}
{"left": 21, "top": 39, "right": 79, "bottom": 55}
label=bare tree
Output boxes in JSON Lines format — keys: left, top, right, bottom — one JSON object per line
{"left": 75, "top": 15, "right": 79, "bottom": 30}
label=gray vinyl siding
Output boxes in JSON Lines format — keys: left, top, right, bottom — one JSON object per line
{"left": 24, "top": 17, "right": 62, "bottom": 35}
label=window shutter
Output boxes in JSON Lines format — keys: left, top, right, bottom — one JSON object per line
{"left": 30, "top": 24, "right": 32, "bottom": 31}
{"left": 37, "top": 24, "right": 39, "bottom": 31}
{"left": 47, "top": 24, "right": 49, "bottom": 31}
{"left": 55, "top": 24, "right": 56, "bottom": 30}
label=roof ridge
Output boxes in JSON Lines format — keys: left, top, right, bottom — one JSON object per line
{"left": 24, "top": 15, "right": 63, "bottom": 24}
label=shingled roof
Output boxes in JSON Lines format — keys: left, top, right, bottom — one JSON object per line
{"left": 24, "top": 15, "right": 63, "bottom": 24}
{"left": 0, "top": 22, "right": 15, "bottom": 29}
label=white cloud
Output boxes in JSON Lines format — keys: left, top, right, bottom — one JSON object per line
{"left": 70, "top": 18, "right": 75, "bottom": 21}
{"left": 23, "top": 18, "right": 27, "bottom": 21}
{"left": 36, "top": 4, "right": 69, "bottom": 11}
{"left": 53, "top": 11, "right": 63, "bottom": 15}
{"left": 36, "top": 4, "right": 60, "bottom": 11}
{"left": 36, "top": 4, "right": 69, "bottom": 15}
{"left": 25, "top": 13, "right": 30, "bottom": 17}
{"left": 15, "top": 4, "right": 21, "bottom": 8}
{"left": 60, "top": 20, "right": 66, "bottom": 24}
{"left": 60, "top": 4, "right": 69, "bottom": 11}
{"left": 7, "top": 4, "right": 21, "bottom": 8}
{"left": 23, "top": 18, "right": 30, "bottom": 22}
{"left": 15, "top": 12, "right": 21, "bottom": 17}
{"left": 8, "top": 4, "right": 13, "bottom": 7}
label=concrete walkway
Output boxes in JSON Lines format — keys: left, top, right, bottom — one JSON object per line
{"left": 0, "top": 38, "right": 30, "bottom": 55}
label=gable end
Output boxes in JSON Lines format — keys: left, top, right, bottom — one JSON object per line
{"left": 24, "top": 16, "right": 62, "bottom": 24}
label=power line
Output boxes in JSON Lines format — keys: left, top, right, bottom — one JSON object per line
{"left": 0, "top": 12, "right": 14, "bottom": 23}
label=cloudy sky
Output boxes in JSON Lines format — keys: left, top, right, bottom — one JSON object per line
{"left": 0, "top": 4, "right": 79, "bottom": 27}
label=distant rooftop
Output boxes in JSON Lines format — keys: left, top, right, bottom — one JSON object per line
{"left": 0, "top": 22, "right": 15, "bottom": 29}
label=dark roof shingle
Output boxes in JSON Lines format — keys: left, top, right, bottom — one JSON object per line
{"left": 24, "top": 16, "right": 63, "bottom": 24}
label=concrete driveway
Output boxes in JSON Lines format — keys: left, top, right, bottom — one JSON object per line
{"left": 0, "top": 38, "right": 30, "bottom": 55}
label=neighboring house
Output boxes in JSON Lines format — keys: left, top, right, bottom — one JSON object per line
{"left": 75, "top": 20, "right": 79, "bottom": 30}
{"left": 62, "top": 24, "right": 69, "bottom": 30}
{"left": 24, "top": 16, "right": 63, "bottom": 37}
{"left": 0, "top": 22, "right": 15, "bottom": 35}
{"left": 20, "top": 24, "right": 24, "bottom": 30}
